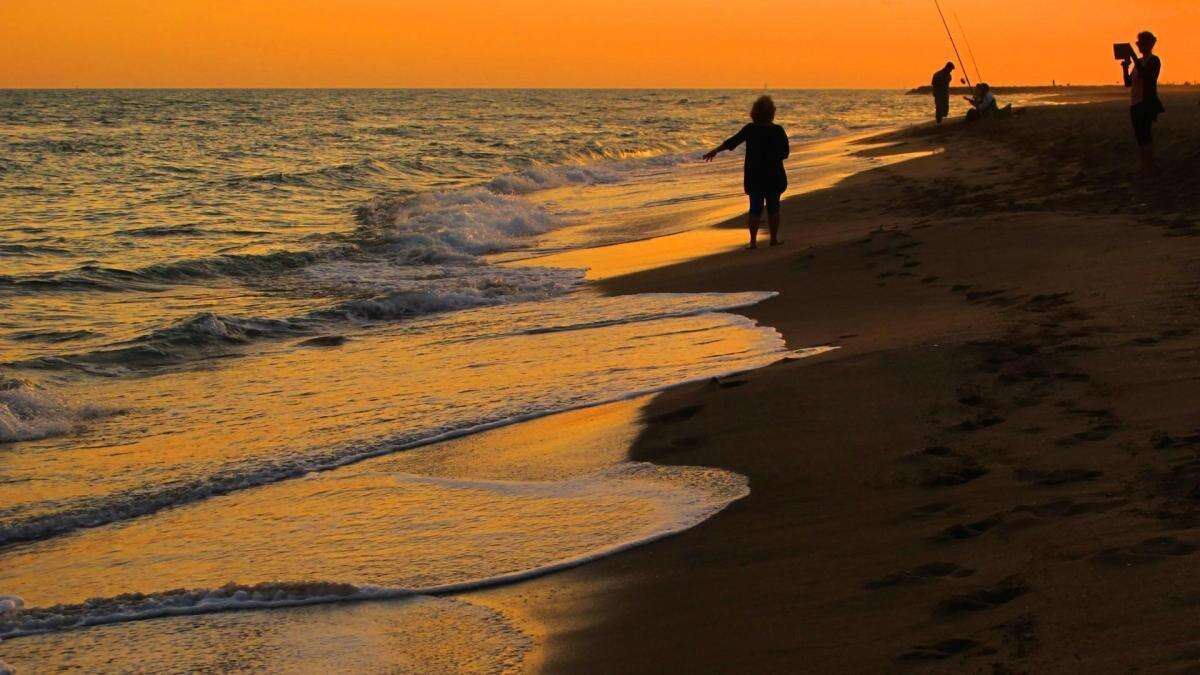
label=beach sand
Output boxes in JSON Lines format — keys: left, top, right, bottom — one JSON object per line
{"left": 470, "top": 92, "right": 1200, "bottom": 672}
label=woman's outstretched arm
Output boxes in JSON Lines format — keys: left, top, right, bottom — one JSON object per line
{"left": 703, "top": 125, "right": 750, "bottom": 162}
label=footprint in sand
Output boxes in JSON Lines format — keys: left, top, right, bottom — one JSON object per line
{"left": 1092, "top": 537, "right": 1198, "bottom": 566}
{"left": 1014, "top": 467, "right": 1102, "bottom": 487}
{"left": 896, "top": 638, "right": 979, "bottom": 662}
{"left": 864, "top": 562, "right": 974, "bottom": 590}
{"left": 935, "top": 575, "right": 1029, "bottom": 616}
{"left": 933, "top": 515, "right": 1003, "bottom": 542}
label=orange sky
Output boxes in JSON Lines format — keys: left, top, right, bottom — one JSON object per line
{"left": 2, "top": 0, "right": 1197, "bottom": 88}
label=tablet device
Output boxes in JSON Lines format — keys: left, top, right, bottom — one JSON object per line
{"left": 1113, "top": 43, "right": 1135, "bottom": 60}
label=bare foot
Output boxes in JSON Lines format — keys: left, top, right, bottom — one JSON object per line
{"left": 746, "top": 243, "right": 758, "bottom": 250}
{"left": 770, "top": 240, "right": 784, "bottom": 247}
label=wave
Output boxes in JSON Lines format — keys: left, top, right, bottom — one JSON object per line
{"left": 5, "top": 138, "right": 119, "bottom": 156}
{"left": 484, "top": 151, "right": 693, "bottom": 195}
{"left": 2, "top": 184, "right": 570, "bottom": 297}
{"left": 0, "top": 244, "right": 70, "bottom": 257}
{"left": 0, "top": 594, "right": 531, "bottom": 674}
{"left": 485, "top": 164, "right": 624, "bottom": 194}
{"left": 0, "top": 249, "right": 335, "bottom": 294}
{"left": 354, "top": 187, "right": 562, "bottom": 259}
{"left": 7, "top": 330, "right": 98, "bottom": 344}
{"left": 112, "top": 225, "right": 210, "bottom": 238}
{"left": 225, "top": 159, "right": 392, "bottom": 190}
{"left": 1, "top": 143, "right": 696, "bottom": 302}
{"left": 0, "top": 298, "right": 778, "bottom": 545}
{"left": 514, "top": 291, "right": 778, "bottom": 336}
{"left": 0, "top": 378, "right": 113, "bottom": 444}
{"left": 17, "top": 267, "right": 584, "bottom": 374}
{"left": 0, "top": 463, "right": 748, "bottom": 640}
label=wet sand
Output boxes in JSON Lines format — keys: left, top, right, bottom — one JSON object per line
{"left": 474, "top": 92, "right": 1200, "bottom": 671}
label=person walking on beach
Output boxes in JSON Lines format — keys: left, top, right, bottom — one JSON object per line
{"left": 1123, "top": 31, "right": 1164, "bottom": 173}
{"left": 703, "top": 96, "right": 790, "bottom": 249}
{"left": 932, "top": 62, "right": 955, "bottom": 126}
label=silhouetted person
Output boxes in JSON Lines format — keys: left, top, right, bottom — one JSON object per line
{"left": 1123, "top": 31, "right": 1164, "bottom": 173}
{"left": 703, "top": 96, "right": 790, "bottom": 249}
{"left": 964, "top": 83, "right": 998, "bottom": 122}
{"left": 932, "top": 62, "right": 955, "bottom": 125}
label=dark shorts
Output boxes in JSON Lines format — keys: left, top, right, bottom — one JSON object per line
{"left": 1131, "top": 103, "right": 1157, "bottom": 147}
{"left": 748, "top": 192, "right": 782, "bottom": 217}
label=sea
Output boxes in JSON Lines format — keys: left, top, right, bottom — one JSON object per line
{"left": 0, "top": 89, "right": 1002, "bottom": 672}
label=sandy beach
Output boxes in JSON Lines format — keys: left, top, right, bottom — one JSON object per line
{"left": 470, "top": 91, "right": 1200, "bottom": 672}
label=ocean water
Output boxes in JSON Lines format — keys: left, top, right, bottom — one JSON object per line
{"left": 1, "top": 88, "right": 990, "bottom": 671}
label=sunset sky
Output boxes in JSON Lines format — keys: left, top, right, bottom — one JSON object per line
{"left": 2, "top": 0, "right": 1197, "bottom": 88}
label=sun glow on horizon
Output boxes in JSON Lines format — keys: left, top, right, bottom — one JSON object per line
{"left": 2, "top": 0, "right": 1198, "bottom": 89}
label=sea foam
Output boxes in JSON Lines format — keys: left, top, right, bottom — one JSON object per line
{"left": 0, "top": 378, "right": 111, "bottom": 444}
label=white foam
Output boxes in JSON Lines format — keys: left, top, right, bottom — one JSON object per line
{"left": 485, "top": 164, "right": 624, "bottom": 194}
{"left": 0, "top": 379, "right": 111, "bottom": 444}
{"left": 357, "top": 188, "right": 563, "bottom": 262}
{"left": 304, "top": 264, "right": 585, "bottom": 320}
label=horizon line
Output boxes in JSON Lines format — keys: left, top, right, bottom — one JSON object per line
{"left": 0, "top": 83, "right": 1138, "bottom": 92}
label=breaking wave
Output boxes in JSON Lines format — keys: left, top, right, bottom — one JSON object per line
{"left": 0, "top": 293, "right": 779, "bottom": 545}
{"left": 17, "top": 266, "right": 585, "bottom": 373}
{"left": 0, "top": 378, "right": 113, "bottom": 444}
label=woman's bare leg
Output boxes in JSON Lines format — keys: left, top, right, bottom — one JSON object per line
{"left": 768, "top": 213, "right": 782, "bottom": 246}
{"left": 748, "top": 215, "right": 761, "bottom": 249}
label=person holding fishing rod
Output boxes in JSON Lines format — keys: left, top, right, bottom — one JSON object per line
{"left": 1120, "top": 31, "right": 1164, "bottom": 173}
{"left": 703, "top": 95, "right": 790, "bottom": 249}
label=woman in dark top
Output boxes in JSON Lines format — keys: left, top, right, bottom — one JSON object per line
{"left": 703, "top": 95, "right": 790, "bottom": 249}
{"left": 1122, "top": 30, "right": 1164, "bottom": 173}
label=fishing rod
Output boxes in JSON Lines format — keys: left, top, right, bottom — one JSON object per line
{"left": 955, "top": 12, "right": 984, "bottom": 83}
{"left": 933, "top": 0, "right": 972, "bottom": 88}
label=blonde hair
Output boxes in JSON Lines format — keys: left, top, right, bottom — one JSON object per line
{"left": 750, "top": 95, "right": 776, "bottom": 124}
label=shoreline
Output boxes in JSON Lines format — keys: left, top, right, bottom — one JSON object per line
{"left": 473, "top": 92, "right": 1200, "bottom": 671}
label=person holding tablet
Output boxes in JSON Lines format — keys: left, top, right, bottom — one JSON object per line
{"left": 1121, "top": 31, "right": 1164, "bottom": 173}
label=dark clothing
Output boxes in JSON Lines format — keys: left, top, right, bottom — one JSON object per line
{"left": 1131, "top": 103, "right": 1157, "bottom": 146}
{"left": 965, "top": 92, "right": 999, "bottom": 123}
{"left": 1125, "top": 54, "right": 1163, "bottom": 109}
{"left": 748, "top": 192, "right": 781, "bottom": 217}
{"left": 720, "top": 123, "right": 790, "bottom": 195}
{"left": 932, "top": 70, "right": 953, "bottom": 121}
{"left": 1125, "top": 54, "right": 1164, "bottom": 145}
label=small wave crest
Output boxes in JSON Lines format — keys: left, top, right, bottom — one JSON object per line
{"left": 0, "top": 249, "right": 334, "bottom": 294}
{"left": 484, "top": 150, "right": 692, "bottom": 195}
{"left": 0, "top": 378, "right": 113, "bottom": 444}
{"left": 17, "top": 266, "right": 584, "bottom": 374}
{"left": 0, "top": 583, "right": 374, "bottom": 640}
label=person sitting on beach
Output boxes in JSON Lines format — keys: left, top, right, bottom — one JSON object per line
{"left": 703, "top": 95, "right": 790, "bottom": 249}
{"left": 964, "top": 83, "right": 999, "bottom": 122}
{"left": 932, "top": 62, "right": 955, "bottom": 126}
{"left": 1123, "top": 31, "right": 1164, "bottom": 173}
